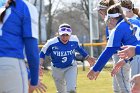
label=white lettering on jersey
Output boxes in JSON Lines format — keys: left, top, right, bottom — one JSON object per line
{"left": 62, "top": 57, "right": 67, "bottom": 63}
{"left": 53, "top": 50, "right": 75, "bottom": 57}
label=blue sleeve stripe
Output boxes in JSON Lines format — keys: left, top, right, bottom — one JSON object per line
{"left": 93, "top": 47, "right": 120, "bottom": 72}
{"left": 24, "top": 37, "right": 39, "bottom": 86}
{"left": 136, "top": 45, "right": 140, "bottom": 55}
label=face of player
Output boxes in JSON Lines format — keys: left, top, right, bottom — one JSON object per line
{"left": 107, "top": 18, "right": 117, "bottom": 30}
{"left": 60, "top": 34, "right": 70, "bottom": 44}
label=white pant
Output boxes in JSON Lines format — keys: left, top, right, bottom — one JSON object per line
{"left": 112, "top": 54, "right": 130, "bottom": 93}
{"left": 51, "top": 61, "right": 77, "bottom": 93}
{"left": 0, "top": 57, "right": 28, "bottom": 93}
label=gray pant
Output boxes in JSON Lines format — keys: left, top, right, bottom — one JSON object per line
{"left": 112, "top": 54, "right": 130, "bottom": 93}
{"left": 51, "top": 61, "right": 77, "bottom": 93}
{"left": 130, "top": 55, "right": 140, "bottom": 78}
{"left": 0, "top": 57, "right": 28, "bottom": 93}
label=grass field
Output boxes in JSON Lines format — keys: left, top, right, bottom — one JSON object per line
{"left": 41, "top": 64, "right": 113, "bottom": 93}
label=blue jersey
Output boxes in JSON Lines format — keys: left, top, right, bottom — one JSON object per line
{"left": 136, "top": 45, "right": 140, "bottom": 55}
{"left": 0, "top": 0, "right": 39, "bottom": 85}
{"left": 92, "top": 18, "right": 140, "bottom": 72}
{"left": 40, "top": 35, "right": 88, "bottom": 68}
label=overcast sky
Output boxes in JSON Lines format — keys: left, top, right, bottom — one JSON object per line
{"left": 44, "top": 0, "right": 80, "bottom": 5}
{"left": 44, "top": 0, "right": 80, "bottom": 12}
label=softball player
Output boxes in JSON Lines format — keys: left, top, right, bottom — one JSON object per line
{"left": 94, "top": 0, "right": 130, "bottom": 93}
{"left": 111, "top": 0, "right": 140, "bottom": 79}
{"left": 87, "top": 3, "right": 140, "bottom": 85}
{"left": 120, "top": 0, "right": 140, "bottom": 20}
{"left": 0, "top": 0, "right": 45, "bottom": 93}
{"left": 40, "top": 23, "right": 96, "bottom": 93}
{"left": 118, "top": 45, "right": 140, "bottom": 93}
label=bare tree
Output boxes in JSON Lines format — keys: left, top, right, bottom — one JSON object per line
{"left": 45, "top": 0, "right": 61, "bottom": 39}
{"left": 46, "top": 0, "right": 52, "bottom": 40}
{"left": 80, "top": 0, "right": 105, "bottom": 57}
{"left": 80, "top": 0, "right": 89, "bottom": 19}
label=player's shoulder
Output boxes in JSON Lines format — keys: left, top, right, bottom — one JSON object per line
{"left": 69, "top": 35, "right": 79, "bottom": 42}
{"left": 42, "top": 37, "right": 59, "bottom": 48}
{"left": 46, "top": 37, "right": 59, "bottom": 45}
{"left": 22, "top": 0, "right": 38, "bottom": 15}
{"left": 116, "top": 19, "right": 129, "bottom": 30}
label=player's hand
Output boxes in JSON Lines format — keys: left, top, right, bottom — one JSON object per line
{"left": 87, "top": 68, "right": 100, "bottom": 80}
{"left": 87, "top": 56, "right": 96, "bottom": 67}
{"left": 39, "top": 58, "right": 45, "bottom": 77}
{"left": 111, "top": 59, "right": 126, "bottom": 77}
{"left": 39, "top": 65, "right": 44, "bottom": 77}
{"left": 29, "top": 80, "right": 47, "bottom": 93}
{"left": 118, "top": 45, "right": 135, "bottom": 59}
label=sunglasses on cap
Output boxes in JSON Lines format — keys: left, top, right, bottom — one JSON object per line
{"left": 60, "top": 27, "right": 72, "bottom": 32}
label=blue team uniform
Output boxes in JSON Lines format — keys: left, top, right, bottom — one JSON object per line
{"left": 136, "top": 45, "right": 140, "bottom": 54}
{"left": 0, "top": 0, "right": 39, "bottom": 86}
{"left": 105, "top": 18, "right": 131, "bottom": 93}
{"left": 40, "top": 35, "right": 88, "bottom": 68}
{"left": 92, "top": 18, "right": 140, "bottom": 72}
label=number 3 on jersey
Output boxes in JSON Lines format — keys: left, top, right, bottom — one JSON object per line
{"left": 62, "top": 57, "right": 67, "bottom": 63}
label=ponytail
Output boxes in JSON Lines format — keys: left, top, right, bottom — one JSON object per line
{"left": 109, "top": 0, "right": 115, "bottom": 6}
{"left": 132, "top": 8, "right": 140, "bottom": 18}
{"left": 0, "top": 0, "right": 16, "bottom": 23}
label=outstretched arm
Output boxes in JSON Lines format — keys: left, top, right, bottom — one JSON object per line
{"left": 87, "top": 47, "right": 119, "bottom": 80}
{"left": 111, "top": 59, "right": 126, "bottom": 76}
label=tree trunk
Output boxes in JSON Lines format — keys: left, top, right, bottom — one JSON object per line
{"left": 46, "top": 0, "right": 53, "bottom": 39}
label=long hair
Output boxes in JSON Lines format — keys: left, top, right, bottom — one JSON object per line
{"left": 120, "top": 0, "right": 140, "bottom": 17}
{"left": 132, "top": 8, "right": 140, "bottom": 17}
{"left": 107, "top": 3, "right": 135, "bottom": 34}
{"left": 0, "top": 0, "right": 16, "bottom": 23}
{"left": 97, "top": 0, "right": 116, "bottom": 15}
{"left": 99, "top": 0, "right": 116, "bottom": 8}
